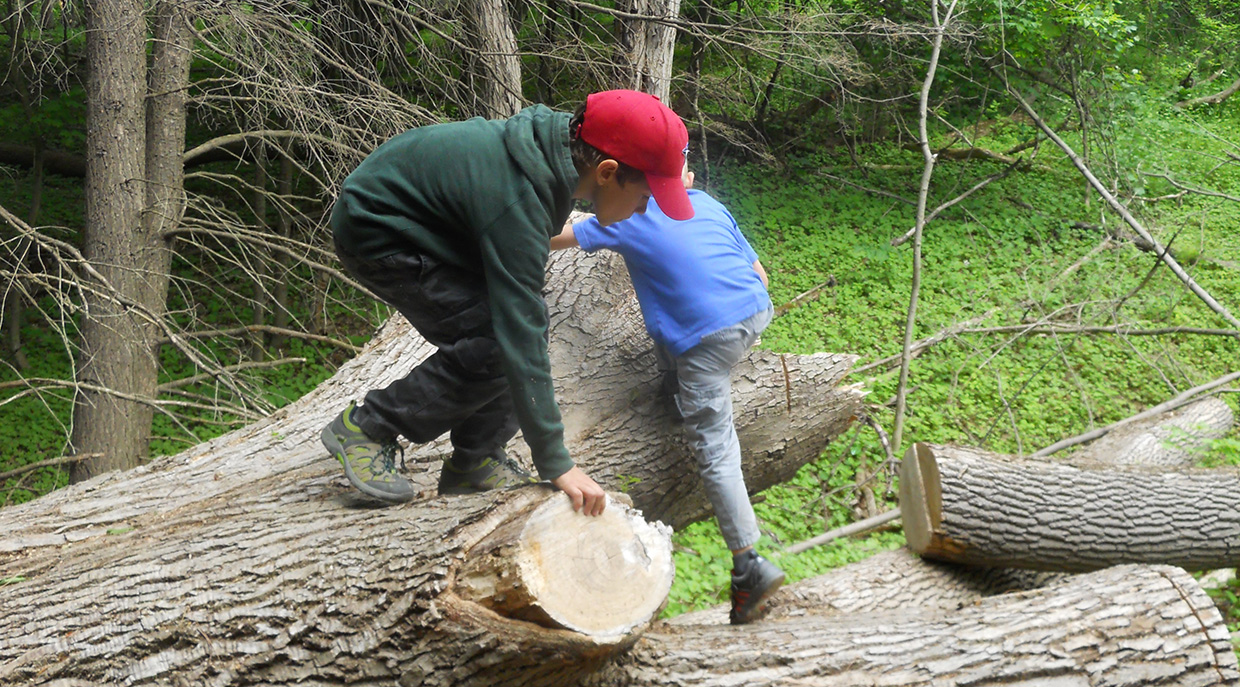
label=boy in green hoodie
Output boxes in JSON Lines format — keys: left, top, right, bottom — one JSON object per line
{"left": 322, "top": 90, "right": 693, "bottom": 516}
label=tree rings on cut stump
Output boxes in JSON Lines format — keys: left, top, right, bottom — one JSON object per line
{"left": 456, "top": 491, "right": 674, "bottom": 641}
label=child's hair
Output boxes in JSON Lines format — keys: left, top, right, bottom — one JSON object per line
{"left": 569, "top": 104, "right": 645, "bottom": 186}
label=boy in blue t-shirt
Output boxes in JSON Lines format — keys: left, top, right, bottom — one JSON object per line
{"left": 551, "top": 167, "right": 785, "bottom": 624}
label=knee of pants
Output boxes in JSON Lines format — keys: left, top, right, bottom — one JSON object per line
{"left": 443, "top": 336, "right": 506, "bottom": 380}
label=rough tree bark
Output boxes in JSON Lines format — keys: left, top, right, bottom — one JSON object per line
{"left": 614, "top": 0, "right": 681, "bottom": 103}
{"left": 467, "top": 0, "right": 524, "bottom": 118}
{"left": 597, "top": 565, "right": 1239, "bottom": 686}
{"left": 0, "top": 248, "right": 862, "bottom": 685}
{"left": 70, "top": 0, "right": 159, "bottom": 481}
{"left": 901, "top": 442, "right": 1240, "bottom": 571}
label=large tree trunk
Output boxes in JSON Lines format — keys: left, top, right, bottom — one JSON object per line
{"left": 468, "top": 0, "right": 524, "bottom": 118}
{"left": 901, "top": 442, "right": 1240, "bottom": 572}
{"left": 597, "top": 564, "right": 1239, "bottom": 686}
{"left": 614, "top": 0, "right": 681, "bottom": 102}
{"left": 0, "top": 248, "right": 861, "bottom": 685}
{"left": 0, "top": 487, "right": 671, "bottom": 686}
{"left": 70, "top": 0, "right": 155, "bottom": 481}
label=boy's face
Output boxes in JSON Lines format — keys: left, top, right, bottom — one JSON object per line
{"left": 590, "top": 161, "right": 652, "bottom": 226}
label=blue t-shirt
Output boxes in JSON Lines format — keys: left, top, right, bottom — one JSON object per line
{"left": 573, "top": 189, "right": 771, "bottom": 356}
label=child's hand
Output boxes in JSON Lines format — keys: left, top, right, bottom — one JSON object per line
{"left": 551, "top": 466, "right": 607, "bottom": 516}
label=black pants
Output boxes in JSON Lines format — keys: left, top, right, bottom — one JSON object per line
{"left": 336, "top": 247, "right": 518, "bottom": 466}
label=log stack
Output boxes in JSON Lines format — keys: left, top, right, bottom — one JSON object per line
{"left": 0, "top": 248, "right": 863, "bottom": 686}
{"left": 1, "top": 240, "right": 1237, "bottom": 684}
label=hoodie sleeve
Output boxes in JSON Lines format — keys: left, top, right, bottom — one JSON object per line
{"left": 475, "top": 199, "right": 574, "bottom": 481}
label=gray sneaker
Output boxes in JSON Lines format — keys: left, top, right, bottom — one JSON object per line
{"left": 438, "top": 451, "right": 537, "bottom": 495}
{"left": 321, "top": 403, "right": 414, "bottom": 503}
{"left": 730, "top": 550, "right": 785, "bottom": 624}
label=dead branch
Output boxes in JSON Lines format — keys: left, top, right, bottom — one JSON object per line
{"left": 1175, "top": 75, "right": 1240, "bottom": 108}
{"left": 1032, "top": 370, "right": 1240, "bottom": 458}
{"left": 157, "top": 325, "right": 363, "bottom": 353}
{"left": 1000, "top": 66, "right": 1240, "bottom": 331}
{"left": 851, "top": 309, "right": 998, "bottom": 375}
{"left": 892, "top": 0, "right": 960, "bottom": 453}
{"left": 0, "top": 454, "right": 101, "bottom": 482}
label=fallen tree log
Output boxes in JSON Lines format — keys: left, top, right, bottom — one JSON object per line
{"left": 669, "top": 547, "right": 1062, "bottom": 625}
{"left": 0, "top": 247, "right": 861, "bottom": 555}
{"left": 0, "top": 487, "right": 670, "bottom": 686}
{"left": 0, "top": 248, "right": 861, "bottom": 685}
{"left": 1066, "top": 395, "right": 1235, "bottom": 466}
{"left": 901, "top": 442, "right": 1240, "bottom": 571}
{"left": 598, "top": 564, "right": 1240, "bottom": 686}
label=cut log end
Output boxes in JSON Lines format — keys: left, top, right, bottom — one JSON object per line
{"left": 899, "top": 442, "right": 945, "bottom": 556}
{"left": 455, "top": 490, "right": 673, "bottom": 643}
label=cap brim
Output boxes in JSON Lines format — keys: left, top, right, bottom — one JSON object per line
{"left": 647, "top": 174, "right": 694, "bottom": 221}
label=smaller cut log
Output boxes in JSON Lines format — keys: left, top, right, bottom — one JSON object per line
{"left": 674, "top": 399, "right": 1237, "bottom": 630}
{"left": 595, "top": 565, "right": 1240, "bottom": 686}
{"left": 456, "top": 494, "right": 673, "bottom": 641}
{"left": 900, "top": 442, "right": 1240, "bottom": 571}
{"left": 1067, "top": 396, "right": 1235, "bottom": 467}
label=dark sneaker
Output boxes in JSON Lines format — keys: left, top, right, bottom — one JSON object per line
{"left": 730, "top": 550, "right": 785, "bottom": 625}
{"left": 438, "top": 452, "right": 537, "bottom": 495}
{"left": 321, "top": 403, "right": 414, "bottom": 504}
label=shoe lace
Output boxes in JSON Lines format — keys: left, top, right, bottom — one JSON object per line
{"left": 379, "top": 442, "right": 406, "bottom": 475}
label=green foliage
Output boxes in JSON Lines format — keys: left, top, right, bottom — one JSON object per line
{"left": 1200, "top": 436, "right": 1240, "bottom": 468}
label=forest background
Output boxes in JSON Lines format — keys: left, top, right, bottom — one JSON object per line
{"left": 1, "top": 0, "right": 1238, "bottom": 644}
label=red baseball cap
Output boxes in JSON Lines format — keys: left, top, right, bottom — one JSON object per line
{"left": 578, "top": 90, "right": 694, "bottom": 221}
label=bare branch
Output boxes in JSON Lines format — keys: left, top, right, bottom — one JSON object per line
{"left": 999, "top": 64, "right": 1240, "bottom": 331}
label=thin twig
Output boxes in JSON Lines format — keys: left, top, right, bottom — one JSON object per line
{"left": 0, "top": 454, "right": 101, "bottom": 482}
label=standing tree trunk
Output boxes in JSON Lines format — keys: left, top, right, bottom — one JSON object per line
{"left": 468, "top": 0, "right": 524, "bottom": 118}
{"left": 71, "top": 0, "right": 153, "bottom": 481}
{"left": 614, "top": 0, "right": 681, "bottom": 103}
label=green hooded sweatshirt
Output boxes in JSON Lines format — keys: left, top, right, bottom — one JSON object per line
{"left": 331, "top": 105, "right": 577, "bottom": 480}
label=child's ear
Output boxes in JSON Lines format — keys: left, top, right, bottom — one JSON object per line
{"left": 595, "top": 159, "right": 620, "bottom": 184}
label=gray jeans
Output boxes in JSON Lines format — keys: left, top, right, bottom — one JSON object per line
{"left": 656, "top": 306, "right": 774, "bottom": 551}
